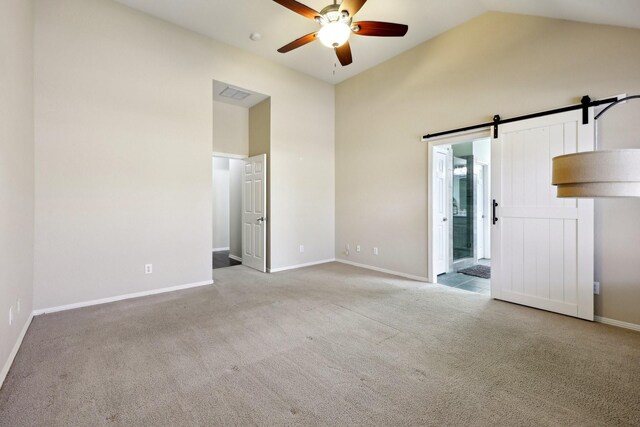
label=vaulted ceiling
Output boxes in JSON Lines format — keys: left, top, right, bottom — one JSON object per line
{"left": 114, "top": 0, "right": 640, "bottom": 84}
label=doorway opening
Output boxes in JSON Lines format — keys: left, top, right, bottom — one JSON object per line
{"left": 212, "top": 80, "right": 270, "bottom": 274}
{"left": 429, "top": 135, "right": 491, "bottom": 295}
{"left": 212, "top": 155, "right": 245, "bottom": 269}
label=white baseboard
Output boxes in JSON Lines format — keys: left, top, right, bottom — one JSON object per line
{"left": 268, "top": 259, "right": 335, "bottom": 273}
{"left": 1, "top": 312, "right": 34, "bottom": 389}
{"left": 595, "top": 316, "right": 640, "bottom": 332}
{"left": 212, "top": 247, "right": 230, "bottom": 252}
{"left": 228, "top": 254, "right": 242, "bottom": 262}
{"left": 336, "top": 259, "right": 429, "bottom": 282}
{"left": 32, "top": 280, "right": 214, "bottom": 316}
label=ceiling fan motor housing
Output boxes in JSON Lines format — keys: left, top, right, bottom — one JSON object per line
{"left": 317, "top": 4, "right": 352, "bottom": 26}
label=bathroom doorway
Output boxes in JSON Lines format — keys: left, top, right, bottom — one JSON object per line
{"left": 429, "top": 136, "right": 491, "bottom": 295}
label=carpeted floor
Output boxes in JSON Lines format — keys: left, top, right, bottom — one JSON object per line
{"left": 1, "top": 263, "right": 639, "bottom": 426}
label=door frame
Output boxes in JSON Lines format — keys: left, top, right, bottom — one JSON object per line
{"left": 474, "top": 161, "right": 490, "bottom": 261}
{"left": 432, "top": 146, "right": 450, "bottom": 277}
{"left": 427, "top": 130, "right": 491, "bottom": 283}
{"left": 475, "top": 162, "right": 485, "bottom": 260}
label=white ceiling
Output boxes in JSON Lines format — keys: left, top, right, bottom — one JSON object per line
{"left": 114, "top": 0, "right": 640, "bottom": 84}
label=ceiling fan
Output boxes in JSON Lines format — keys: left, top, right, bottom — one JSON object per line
{"left": 273, "top": 0, "right": 408, "bottom": 66}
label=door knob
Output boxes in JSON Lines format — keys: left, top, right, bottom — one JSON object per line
{"left": 443, "top": 218, "right": 448, "bottom": 222}
{"left": 257, "top": 217, "right": 265, "bottom": 223}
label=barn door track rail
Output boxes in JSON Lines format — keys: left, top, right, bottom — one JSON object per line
{"left": 422, "top": 95, "right": 620, "bottom": 141}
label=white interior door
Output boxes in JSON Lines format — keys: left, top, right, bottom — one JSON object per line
{"left": 491, "top": 110, "right": 594, "bottom": 320}
{"left": 242, "top": 154, "right": 267, "bottom": 272}
{"left": 476, "top": 166, "right": 485, "bottom": 260}
{"left": 433, "top": 148, "right": 449, "bottom": 276}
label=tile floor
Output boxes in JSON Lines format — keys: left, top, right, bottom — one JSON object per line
{"left": 212, "top": 250, "right": 241, "bottom": 269}
{"left": 437, "top": 259, "right": 491, "bottom": 296}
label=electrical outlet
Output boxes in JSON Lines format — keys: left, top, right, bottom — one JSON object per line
{"left": 9, "top": 306, "right": 13, "bottom": 326}
{"left": 299, "top": 245, "right": 305, "bottom": 253}
{"left": 593, "top": 281, "right": 600, "bottom": 295}
{"left": 373, "top": 247, "right": 379, "bottom": 256}
{"left": 145, "top": 264, "right": 153, "bottom": 274}
{"left": 356, "top": 245, "right": 361, "bottom": 253}
{"left": 16, "top": 298, "right": 20, "bottom": 314}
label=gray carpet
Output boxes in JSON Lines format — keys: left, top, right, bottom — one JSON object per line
{"left": 1, "top": 263, "right": 639, "bottom": 426}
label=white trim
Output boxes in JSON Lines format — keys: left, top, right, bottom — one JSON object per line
{"left": 595, "top": 316, "right": 640, "bottom": 332}
{"left": 427, "top": 130, "right": 491, "bottom": 283}
{"left": 1, "top": 312, "right": 33, "bottom": 388}
{"left": 212, "top": 247, "right": 230, "bottom": 252}
{"left": 422, "top": 129, "right": 491, "bottom": 144}
{"left": 336, "top": 259, "right": 430, "bottom": 282}
{"left": 212, "top": 152, "right": 248, "bottom": 160}
{"left": 32, "top": 280, "right": 214, "bottom": 315}
{"left": 268, "top": 259, "right": 335, "bottom": 273}
{"left": 228, "top": 254, "right": 242, "bottom": 262}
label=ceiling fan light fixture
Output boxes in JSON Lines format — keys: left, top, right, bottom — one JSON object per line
{"left": 318, "top": 21, "right": 351, "bottom": 48}
{"left": 273, "top": 0, "right": 408, "bottom": 67}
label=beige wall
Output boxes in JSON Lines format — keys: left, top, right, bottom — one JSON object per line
{"left": 593, "top": 101, "right": 640, "bottom": 324}
{"left": 34, "top": 0, "right": 335, "bottom": 309}
{"left": 335, "top": 12, "right": 640, "bottom": 325}
{"left": 249, "top": 99, "right": 271, "bottom": 158}
{"left": 0, "top": 0, "right": 35, "bottom": 380}
{"left": 212, "top": 156, "right": 242, "bottom": 255}
{"left": 213, "top": 101, "right": 248, "bottom": 156}
{"left": 212, "top": 157, "right": 230, "bottom": 250}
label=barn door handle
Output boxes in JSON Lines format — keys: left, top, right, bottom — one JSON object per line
{"left": 492, "top": 200, "right": 498, "bottom": 225}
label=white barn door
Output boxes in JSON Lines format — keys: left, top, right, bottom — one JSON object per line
{"left": 242, "top": 154, "right": 267, "bottom": 272}
{"left": 491, "top": 110, "right": 595, "bottom": 320}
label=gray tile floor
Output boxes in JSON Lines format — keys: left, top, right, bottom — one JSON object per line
{"left": 437, "top": 259, "right": 491, "bottom": 296}
{"left": 477, "top": 258, "right": 491, "bottom": 267}
{"left": 213, "top": 250, "right": 241, "bottom": 270}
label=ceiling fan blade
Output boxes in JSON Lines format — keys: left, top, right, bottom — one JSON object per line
{"left": 339, "top": 0, "right": 367, "bottom": 17}
{"left": 277, "top": 32, "right": 318, "bottom": 53}
{"left": 353, "top": 21, "right": 409, "bottom": 37}
{"left": 273, "top": 0, "right": 320, "bottom": 20}
{"left": 335, "top": 42, "right": 353, "bottom": 66}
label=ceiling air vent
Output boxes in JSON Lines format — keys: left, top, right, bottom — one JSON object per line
{"left": 219, "top": 86, "right": 251, "bottom": 101}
